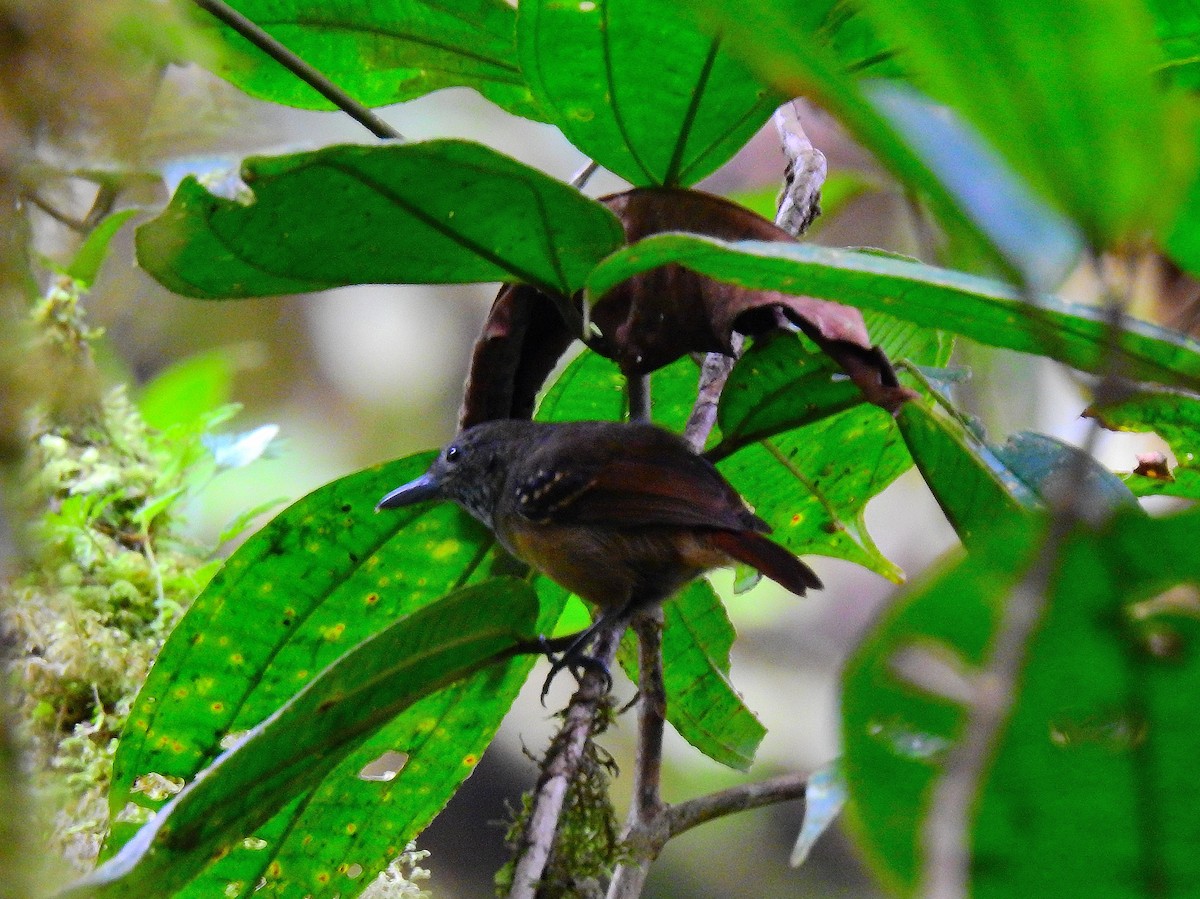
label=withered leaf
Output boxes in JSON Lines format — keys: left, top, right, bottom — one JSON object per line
{"left": 460, "top": 187, "right": 912, "bottom": 426}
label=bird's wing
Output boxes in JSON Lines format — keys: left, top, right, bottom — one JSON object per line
{"left": 513, "top": 440, "right": 762, "bottom": 531}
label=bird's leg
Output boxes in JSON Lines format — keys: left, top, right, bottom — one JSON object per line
{"left": 538, "top": 620, "right": 615, "bottom": 702}
{"left": 532, "top": 599, "right": 646, "bottom": 703}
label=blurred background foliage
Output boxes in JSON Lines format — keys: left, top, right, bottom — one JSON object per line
{"left": 1, "top": 0, "right": 1192, "bottom": 896}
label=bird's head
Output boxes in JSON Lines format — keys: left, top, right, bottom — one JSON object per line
{"left": 376, "top": 420, "right": 539, "bottom": 528}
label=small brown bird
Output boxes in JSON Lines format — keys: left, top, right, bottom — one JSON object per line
{"left": 377, "top": 420, "right": 821, "bottom": 690}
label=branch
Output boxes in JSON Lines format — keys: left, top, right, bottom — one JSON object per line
{"left": 683, "top": 99, "right": 827, "bottom": 453}
{"left": 570, "top": 160, "right": 600, "bottom": 190}
{"left": 665, "top": 772, "right": 807, "bottom": 839}
{"left": 22, "top": 192, "right": 86, "bottom": 232}
{"left": 507, "top": 622, "right": 623, "bottom": 899}
{"left": 627, "top": 374, "right": 651, "bottom": 423}
{"left": 773, "top": 100, "right": 827, "bottom": 238}
{"left": 190, "top": 0, "right": 403, "bottom": 141}
{"left": 606, "top": 611, "right": 667, "bottom": 899}
{"left": 683, "top": 340, "right": 741, "bottom": 452}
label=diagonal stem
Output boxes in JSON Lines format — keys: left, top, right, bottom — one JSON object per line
{"left": 191, "top": 0, "right": 403, "bottom": 141}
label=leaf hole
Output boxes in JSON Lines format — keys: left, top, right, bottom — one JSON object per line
{"left": 359, "top": 749, "right": 408, "bottom": 782}
{"left": 345, "top": 863, "right": 364, "bottom": 879}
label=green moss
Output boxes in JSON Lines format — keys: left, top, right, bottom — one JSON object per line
{"left": 495, "top": 704, "right": 622, "bottom": 898}
{"left": 0, "top": 282, "right": 251, "bottom": 870}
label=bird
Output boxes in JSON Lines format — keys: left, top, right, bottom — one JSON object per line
{"left": 376, "top": 419, "right": 821, "bottom": 694}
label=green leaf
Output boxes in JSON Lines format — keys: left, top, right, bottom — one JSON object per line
{"left": 586, "top": 234, "right": 1200, "bottom": 391}
{"left": 72, "top": 579, "right": 540, "bottom": 897}
{"left": 192, "top": 0, "right": 545, "bottom": 120}
{"left": 102, "top": 451, "right": 567, "bottom": 894}
{"left": 518, "top": 0, "right": 783, "bottom": 187}
{"left": 620, "top": 581, "right": 766, "bottom": 770}
{"left": 1147, "top": 0, "right": 1200, "bottom": 90}
{"left": 137, "top": 140, "right": 625, "bottom": 299}
{"left": 717, "top": 405, "right": 905, "bottom": 582}
{"left": 717, "top": 310, "right": 950, "bottom": 451}
{"left": 65, "top": 208, "right": 139, "bottom": 287}
{"left": 137, "top": 350, "right": 234, "bottom": 432}
{"left": 176, "top": 638, "right": 551, "bottom": 898}
{"left": 708, "top": 313, "right": 952, "bottom": 582}
{"left": 534, "top": 347, "right": 699, "bottom": 430}
{"left": 661, "top": 582, "right": 765, "bottom": 770}
{"left": 840, "top": 521, "right": 1039, "bottom": 893}
{"left": 856, "top": 0, "right": 1187, "bottom": 245}
{"left": 895, "top": 402, "right": 1038, "bottom": 548}
{"left": 847, "top": 507, "right": 1200, "bottom": 894}
{"left": 682, "top": 0, "right": 1071, "bottom": 285}
{"left": 1087, "top": 388, "right": 1200, "bottom": 498}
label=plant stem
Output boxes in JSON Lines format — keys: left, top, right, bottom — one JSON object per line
{"left": 627, "top": 374, "right": 651, "bottom": 422}
{"left": 665, "top": 773, "right": 807, "bottom": 838}
{"left": 190, "top": 0, "right": 403, "bottom": 141}
{"left": 507, "top": 623, "right": 623, "bottom": 899}
{"left": 606, "top": 611, "right": 667, "bottom": 899}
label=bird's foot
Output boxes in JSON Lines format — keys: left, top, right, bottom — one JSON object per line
{"left": 535, "top": 632, "right": 613, "bottom": 703}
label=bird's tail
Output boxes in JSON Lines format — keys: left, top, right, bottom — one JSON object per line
{"left": 710, "top": 530, "right": 823, "bottom": 596}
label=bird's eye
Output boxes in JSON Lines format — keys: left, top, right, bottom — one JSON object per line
{"left": 445, "top": 445, "right": 460, "bottom": 463}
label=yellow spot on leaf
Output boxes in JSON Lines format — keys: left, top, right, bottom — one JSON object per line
{"left": 430, "top": 539, "right": 461, "bottom": 560}
{"left": 323, "top": 623, "right": 346, "bottom": 641}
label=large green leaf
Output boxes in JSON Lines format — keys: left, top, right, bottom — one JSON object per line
{"left": 102, "top": 452, "right": 567, "bottom": 896}
{"left": 518, "top": 0, "right": 782, "bottom": 187}
{"left": 895, "top": 403, "right": 1036, "bottom": 547}
{"left": 137, "top": 140, "right": 625, "bottom": 299}
{"left": 71, "top": 580, "right": 540, "bottom": 898}
{"left": 845, "top": 507, "right": 1200, "bottom": 894}
{"left": 856, "top": 0, "right": 1186, "bottom": 245}
{"left": 716, "top": 405, "right": 905, "bottom": 582}
{"left": 683, "top": 0, "right": 1078, "bottom": 287}
{"left": 586, "top": 234, "right": 1200, "bottom": 391}
{"left": 192, "top": 0, "right": 545, "bottom": 120}
{"left": 619, "top": 581, "right": 766, "bottom": 771}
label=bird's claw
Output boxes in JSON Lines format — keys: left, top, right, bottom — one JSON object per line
{"left": 539, "top": 652, "right": 612, "bottom": 703}
{"left": 537, "top": 636, "right": 613, "bottom": 704}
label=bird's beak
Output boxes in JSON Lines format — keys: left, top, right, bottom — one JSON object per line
{"left": 376, "top": 472, "right": 443, "bottom": 511}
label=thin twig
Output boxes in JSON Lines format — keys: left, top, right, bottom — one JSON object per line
{"left": 684, "top": 100, "right": 826, "bottom": 453}
{"left": 507, "top": 623, "right": 623, "bottom": 899}
{"left": 570, "top": 160, "right": 600, "bottom": 190}
{"left": 627, "top": 374, "right": 652, "bottom": 422}
{"left": 191, "top": 0, "right": 403, "bottom": 141}
{"left": 21, "top": 192, "right": 87, "bottom": 232}
{"left": 606, "top": 611, "right": 667, "bottom": 899}
{"left": 919, "top": 265, "right": 1133, "bottom": 898}
{"left": 683, "top": 340, "right": 742, "bottom": 452}
{"left": 665, "top": 772, "right": 808, "bottom": 839}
